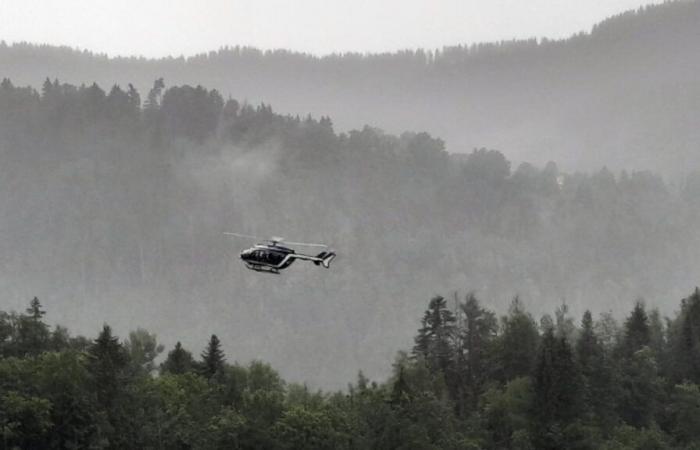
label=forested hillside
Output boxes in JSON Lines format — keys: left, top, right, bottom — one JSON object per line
{"left": 1, "top": 78, "right": 700, "bottom": 387}
{"left": 2, "top": 1, "right": 700, "bottom": 172}
{"left": 3, "top": 289, "right": 700, "bottom": 449}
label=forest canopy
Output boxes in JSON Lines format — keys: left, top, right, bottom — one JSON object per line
{"left": 3, "top": 288, "right": 700, "bottom": 449}
{"left": 1, "top": 77, "right": 700, "bottom": 387}
{"left": 2, "top": 1, "right": 699, "bottom": 172}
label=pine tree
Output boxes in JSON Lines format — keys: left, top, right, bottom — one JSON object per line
{"left": 458, "top": 293, "right": 497, "bottom": 413}
{"left": 161, "top": 341, "right": 195, "bottom": 375}
{"left": 200, "top": 334, "right": 226, "bottom": 379}
{"left": 576, "top": 310, "right": 618, "bottom": 429}
{"left": 144, "top": 78, "right": 164, "bottom": 111}
{"left": 576, "top": 311, "right": 598, "bottom": 372}
{"left": 18, "top": 297, "right": 49, "bottom": 356}
{"left": 389, "top": 365, "right": 411, "bottom": 407}
{"left": 533, "top": 329, "right": 581, "bottom": 450}
{"left": 620, "top": 301, "right": 650, "bottom": 356}
{"left": 41, "top": 77, "right": 53, "bottom": 98}
{"left": 669, "top": 288, "right": 700, "bottom": 383}
{"left": 411, "top": 296, "right": 456, "bottom": 375}
{"left": 26, "top": 297, "right": 45, "bottom": 320}
{"left": 495, "top": 297, "right": 540, "bottom": 382}
{"left": 412, "top": 316, "right": 430, "bottom": 361}
{"left": 87, "top": 324, "right": 129, "bottom": 409}
{"left": 126, "top": 83, "right": 141, "bottom": 111}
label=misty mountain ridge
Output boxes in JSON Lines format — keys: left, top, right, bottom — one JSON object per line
{"left": 2, "top": 0, "right": 699, "bottom": 174}
{"left": 1, "top": 76, "right": 700, "bottom": 388}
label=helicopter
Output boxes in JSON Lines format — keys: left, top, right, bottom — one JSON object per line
{"left": 224, "top": 232, "right": 336, "bottom": 274}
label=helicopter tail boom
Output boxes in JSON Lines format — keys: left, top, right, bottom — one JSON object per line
{"left": 290, "top": 251, "right": 336, "bottom": 268}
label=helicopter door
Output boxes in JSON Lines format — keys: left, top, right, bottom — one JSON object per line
{"left": 255, "top": 250, "right": 269, "bottom": 263}
{"left": 267, "top": 251, "right": 285, "bottom": 265}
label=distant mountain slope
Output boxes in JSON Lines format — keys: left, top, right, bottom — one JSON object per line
{"left": 2, "top": 79, "right": 700, "bottom": 388}
{"left": 2, "top": 1, "right": 699, "bottom": 173}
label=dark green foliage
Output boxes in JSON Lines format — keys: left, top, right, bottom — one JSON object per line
{"left": 17, "top": 297, "right": 50, "bottom": 357}
{"left": 621, "top": 301, "right": 651, "bottom": 357}
{"left": 577, "top": 310, "right": 619, "bottom": 429}
{"left": 200, "top": 334, "right": 226, "bottom": 380}
{"left": 0, "top": 391, "right": 52, "bottom": 449}
{"left": 161, "top": 341, "right": 195, "bottom": 375}
{"left": 160, "top": 84, "right": 224, "bottom": 142}
{"left": 481, "top": 377, "right": 534, "bottom": 449}
{"left": 668, "top": 289, "right": 700, "bottom": 384}
{"left": 617, "top": 347, "right": 663, "bottom": 429}
{"left": 87, "top": 324, "right": 129, "bottom": 408}
{"left": 667, "top": 383, "right": 700, "bottom": 447}
{"left": 6, "top": 291, "right": 700, "bottom": 448}
{"left": 412, "top": 295, "right": 456, "bottom": 376}
{"left": 456, "top": 293, "right": 497, "bottom": 414}
{"left": 494, "top": 297, "right": 540, "bottom": 382}
{"left": 532, "top": 329, "right": 581, "bottom": 449}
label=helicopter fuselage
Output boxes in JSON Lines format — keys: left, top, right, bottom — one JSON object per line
{"left": 239, "top": 242, "right": 336, "bottom": 274}
{"left": 240, "top": 244, "right": 297, "bottom": 274}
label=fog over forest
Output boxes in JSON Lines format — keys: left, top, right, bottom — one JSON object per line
{"left": 1, "top": 1, "right": 700, "bottom": 391}
{"left": 2, "top": 1, "right": 700, "bottom": 173}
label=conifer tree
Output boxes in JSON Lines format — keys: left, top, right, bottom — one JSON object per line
{"left": 494, "top": 297, "right": 540, "bottom": 382}
{"left": 161, "top": 341, "right": 195, "bottom": 375}
{"left": 576, "top": 310, "right": 618, "bottom": 428}
{"left": 620, "top": 301, "right": 650, "bottom": 356}
{"left": 18, "top": 297, "right": 49, "bottom": 356}
{"left": 144, "top": 78, "right": 164, "bottom": 111}
{"left": 458, "top": 293, "right": 497, "bottom": 412}
{"left": 26, "top": 297, "right": 45, "bottom": 320}
{"left": 532, "top": 329, "right": 581, "bottom": 450}
{"left": 412, "top": 316, "right": 431, "bottom": 361}
{"left": 86, "top": 324, "right": 129, "bottom": 409}
{"left": 200, "top": 334, "right": 226, "bottom": 379}
{"left": 390, "top": 365, "right": 411, "bottom": 407}
{"left": 669, "top": 288, "right": 700, "bottom": 383}
{"left": 411, "top": 296, "right": 456, "bottom": 375}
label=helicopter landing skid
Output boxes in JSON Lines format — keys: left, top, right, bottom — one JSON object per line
{"left": 245, "top": 263, "right": 280, "bottom": 274}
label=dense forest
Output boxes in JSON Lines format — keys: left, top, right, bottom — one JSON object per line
{"left": 2, "top": 1, "right": 700, "bottom": 172}
{"left": 2, "top": 77, "right": 700, "bottom": 387}
{"left": 3, "top": 288, "right": 700, "bottom": 449}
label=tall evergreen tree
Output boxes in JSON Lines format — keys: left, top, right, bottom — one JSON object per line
{"left": 576, "top": 310, "right": 618, "bottom": 429}
{"left": 86, "top": 324, "right": 129, "bottom": 409}
{"left": 17, "top": 297, "right": 49, "bottom": 356}
{"left": 457, "top": 293, "right": 497, "bottom": 413}
{"left": 669, "top": 288, "right": 700, "bottom": 383}
{"left": 620, "top": 301, "right": 651, "bottom": 356}
{"left": 532, "top": 329, "right": 581, "bottom": 450}
{"left": 200, "top": 334, "right": 226, "bottom": 379}
{"left": 494, "top": 297, "right": 540, "bottom": 382}
{"left": 26, "top": 297, "right": 45, "bottom": 320}
{"left": 411, "top": 295, "right": 456, "bottom": 376}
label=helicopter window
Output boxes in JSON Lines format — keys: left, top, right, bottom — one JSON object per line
{"left": 268, "top": 252, "right": 285, "bottom": 265}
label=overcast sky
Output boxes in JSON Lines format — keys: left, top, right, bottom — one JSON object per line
{"left": 0, "top": 0, "right": 667, "bottom": 57}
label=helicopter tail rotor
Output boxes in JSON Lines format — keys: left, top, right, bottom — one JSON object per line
{"left": 313, "top": 251, "right": 336, "bottom": 268}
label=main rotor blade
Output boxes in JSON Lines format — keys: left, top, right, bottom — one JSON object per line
{"left": 223, "top": 232, "right": 261, "bottom": 240}
{"left": 283, "top": 241, "right": 328, "bottom": 248}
